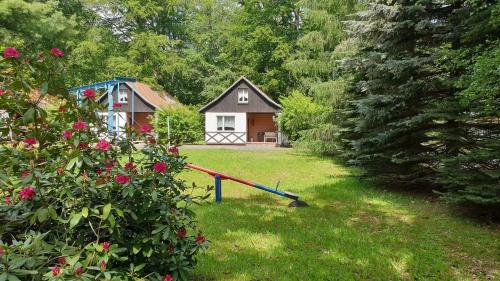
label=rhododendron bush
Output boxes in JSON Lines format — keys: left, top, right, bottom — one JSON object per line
{"left": 0, "top": 48, "right": 208, "bottom": 280}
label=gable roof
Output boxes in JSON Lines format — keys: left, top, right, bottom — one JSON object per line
{"left": 97, "top": 81, "right": 177, "bottom": 109}
{"left": 199, "top": 76, "right": 281, "bottom": 113}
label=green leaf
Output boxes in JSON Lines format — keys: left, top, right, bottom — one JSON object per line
{"left": 36, "top": 208, "right": 49, "bottom": 222}
{"left": 81, "top": 207, "right": 89, "bottom": 218}
{"left": 48, "top": 207, "right": 58, "bottom": 219}
{"left": 69, "top": 213, "right": 82, "bottom": 229}
{"left": 22, "top": 107, "right": 35, "bottom": 124}
{"left": 7, "top": 274, "right": 21, "bottom": 281}
{"left": 0, "top": 273, "right": 7, "bottom": 281}
{"left": 102, "top": 203, "right": 112, "bottom": 220}
{"left": 132, "top": 245, "right": 141, "bottom": 254}
{"left": 66, "top": 157, "right": 78, "bottom": 171}
{"left": 40, "top": 82, "right": 49, "bottom": 95}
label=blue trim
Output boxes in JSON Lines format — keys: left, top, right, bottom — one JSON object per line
{"left": 215, "top": 175, "right": 222, "bottom": 203}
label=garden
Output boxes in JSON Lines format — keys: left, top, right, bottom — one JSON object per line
{"left": 1, "top": 0, "right": 499, "bottom": 280}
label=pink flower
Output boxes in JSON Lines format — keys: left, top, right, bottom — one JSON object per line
{"left": 140, "top": 124, "right": 152, "bottom": 133}
{"left": 177, "top": 227, "right": 186, "bottom": 239}
{"left": 52, "top": 266, "right": 61, "bottom": 276}
{"left": 79, "top": 143, "right": 89, "bottom": 149}
{"left": 124, "top": 162, "right": 136, "bottom": 170}
{"left": 5, "top": 196, "right": 11, "bottom": 205}
{"left": 23, "top": 138, "right": 37, "bottom": 146}
{"left": 21, "top": 171, "right": 30, "bottom": 178}
{"left": 83, "top": 89, "right": 96, "bottom": 100}
{"left": 162, "top": 275, "right": 173, "bottom": 281}
{"left": 57, "top": 256, "right": 66, "bottom": 265}
{"left": 3, "top": 47, "right": 20, "bottom": 59}
{"left": 0, "top": 89, "right": 6, "bottom": 96}
{"left": 113, "top": 103, "right": 123, "bottom": 108}
{"left": 62, "top": 130, "right": 72, "bottom": 138}
{"left": 75, "top": 266, "right": 83, "bottom": 276}
{"left": 19, "top": 186, "right": 36, "bottom": 200}
{"left": 114, "top": 174, "right": 130, "bottom": 184}
{"left": 72, "top": 120, "right": 87, "bottom": 131}
{"left": 168, "top": 146, "right": 179, "bottom": 156}
{"left": 96, "top": 139, "right": 111, "bottom": 151}
{"left": 196, "top": 234, "right": 206, "bottom": 244}
{"left": 101, "top": 242, "right": 110, "bottom": 251}
{"left": 50, "top": 48, "right": 64, "bottom": 57}
{"left": 99, "top": 260, "right": 107, "bottom": 271}
{"left": 153, "top": 162, "right": 167, "bottom": 173}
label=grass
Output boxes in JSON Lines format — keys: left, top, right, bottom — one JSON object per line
{"left": 178, "top": 148, "right": 499, "bottom": 281}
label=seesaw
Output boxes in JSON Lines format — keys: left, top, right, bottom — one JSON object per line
{"left": 186, "top": 163, "right": 308, "bottom": 207}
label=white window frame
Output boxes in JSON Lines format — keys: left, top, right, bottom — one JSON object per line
{"left": 238, "top": 88, "right": 248, "bottom": 104}
{"left": 216, "top": 115, "right": 235, "bottom": 131}
{"left": 118, "top": 89, "right": 128, "bottom": 104}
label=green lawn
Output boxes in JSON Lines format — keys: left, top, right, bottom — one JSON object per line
{"left": 178, "top": 148, "right": 499, "bottom": 281}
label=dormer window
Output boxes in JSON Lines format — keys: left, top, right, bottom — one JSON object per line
{"left": 118, "top": 90, "right": 128, "bottom": 104}
{"left": 238, "top": 88, "right": 248, "bottom": 104}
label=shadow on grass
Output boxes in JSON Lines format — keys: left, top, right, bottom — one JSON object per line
{"left": 191, "top": 177, "right": 499, "bottom": 280}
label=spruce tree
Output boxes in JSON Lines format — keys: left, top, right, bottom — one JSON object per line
{"left": 342, "top": 0, "right": 451, "bottom": 187}
{"left": 437, "top": 0, "right": 500, "bottom": 210}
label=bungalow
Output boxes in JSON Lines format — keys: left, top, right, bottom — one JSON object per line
{"left": 69, "top": 77, "right": 176, "bottom": 138}
{"left": 199, "top": 76, "right": 281, "bottom": 145}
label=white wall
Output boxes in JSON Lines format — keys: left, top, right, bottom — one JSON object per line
{"left": 205, "top": 112, "right": 246, "bottom": 144}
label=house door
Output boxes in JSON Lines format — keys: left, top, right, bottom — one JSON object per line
{"left": 97, "top": 112, "right": 127, "bottom": 139}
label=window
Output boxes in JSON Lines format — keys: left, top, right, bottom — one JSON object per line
{"left": 217, "top": 116, "right": 235, "bottom": 131}
{"left": 118, "top": 90, "right": 128, "bottom": 104}
{"left": 238, "top": 88, "right": 248, "bottom": 104}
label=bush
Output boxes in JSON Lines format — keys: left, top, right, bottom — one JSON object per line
{"left": 154, "top": 106, "right": 203, "bottom": 146}
{"left": 277, "top": 91, "right": 326, "bottom": 142}
{"left": 0, "top": 48, "right": 208, "bottom": 280}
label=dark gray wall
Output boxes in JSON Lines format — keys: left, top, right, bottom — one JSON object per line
{"left": 204, "top": 80, "right": 280, "bottom": 113}
{"left": 99, "top": 83, "right": 155, "bottom": 113}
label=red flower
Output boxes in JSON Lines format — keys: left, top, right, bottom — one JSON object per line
{"left": 72, "top": 120, "right": 87, "bottom": 131}
{"left": 96, "top": 139, "right": 111, "bottom": 151}
{"left": 83, "top": 89, "right": 96, "bottom": 100}
{"left": 79, "top": 143, "right": 89, "bottom": 149}
{"left": 75, "top": 266, "right": 83, "bottom": 276}
{"left": 95, "top": 168, "right": 103, "bottom": 175}
{"left": 124, "top": 162, "right": 136, "bottom": 170}
{"left": 21, "top": 171, "right": 30, "bottom": 178}
{"left": 162, "top": 275, "right": 173, "bottom": 281}
{"left": 23, "top": 138, "right": 37, "bottom": 146}
{"left": 168, "top": 146, "right": 179, "bottom": 156}
{"left": 5, "top": 196, "right": 11, "bottom": 205}
{"left": 50, "top": 48, "right": 64, "bottom": 57}
{"left": 3, "top": 47, "right": 20, "bottom": 59}
{"left": 101, "top": 242, "right": 110, "bottom": 251}
{"left": 177, "top": 227, "right": 186, "bottom": 239}
{"left": 52, "top": 266, "right": 61, "bottom": 276}
{"left": 105, "top": 164, "right": 113, "bottom": 172}
{"left": 0, "top": 89, "right": 6, "bottom": 96}
{"left": 140, "top": 124, "right": 152, "bottom": 133}
{"left": 0, "top": 247, "right": 4, "bottom": 255}
{"left": 99, "top": 260, "right": 107, "bottom": 271}
{"left": 114, "top": 174, "right": 130, "bottom": 184}
{"left": 58, "top": 105, "right": 66, "bottom": 113}
{"left": 147, "top": 136, "right": 156, "bottom": 144}
{"left": 196, "top": 234, "right": 206, "bottom": 244}
{"left": 153, "top": 162, "right": 167, "bottom": 173}
{"left": 57, "top": 256, "right": 66, "bottom": 265}
{"left": 113, "top": 103, "right": 123, "bottom": 108}
{"left": 19, "top": 186, "right": 36, "bottom": 200}
{"left": 62, "top": 130, "right": 72, "bottom": 139}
